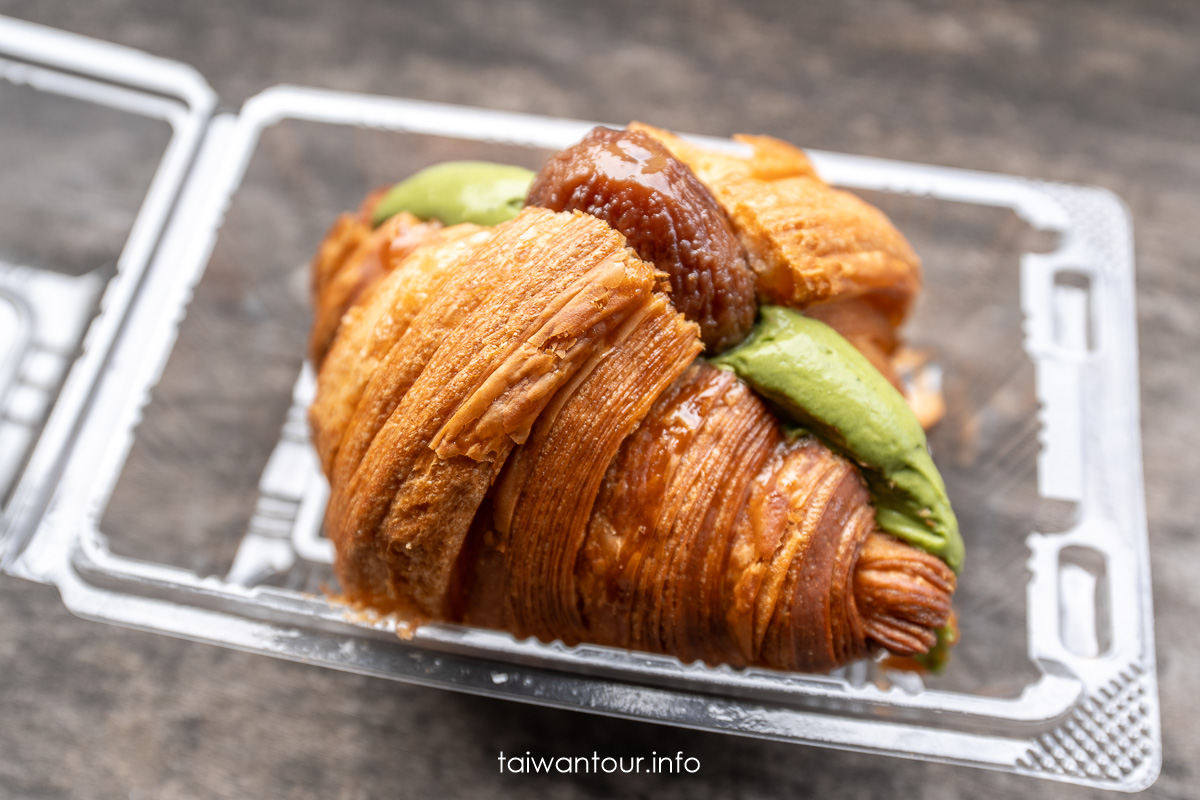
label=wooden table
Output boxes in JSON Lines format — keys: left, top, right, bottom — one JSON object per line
{"left": 1, "top": 2, "right": 1197, "bottom": 797}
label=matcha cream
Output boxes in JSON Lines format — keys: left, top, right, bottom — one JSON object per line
{"left": 713, "top": 305, "right": 963, "bottom": 572}
{"left": 371, "top": 161, "right": 535, "bottom": 228}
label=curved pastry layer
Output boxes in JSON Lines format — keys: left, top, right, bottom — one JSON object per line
{"left": 574, "top": 362, "right": 782, "bottom": 665}
{"left": 854, "top": 532, "right": 955, "bottom": 655}
{"left": 319, "top": 207, "right": 687, "bottom": 616}
{"left": 310, "top": 222, "right": 490, "bottom": 473}
{"left": 475, "top": 295, "right": 702, "bottom": 642}
{"left": 309, "top": 199, "right": 447, "bottom": 367}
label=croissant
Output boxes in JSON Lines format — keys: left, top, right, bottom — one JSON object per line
{"left": 309, "top": 125, "right": 958, "bottom": 673}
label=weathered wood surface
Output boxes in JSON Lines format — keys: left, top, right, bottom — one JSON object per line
{"left": 1, "top": 1, "right": 1197, "bottom": 797}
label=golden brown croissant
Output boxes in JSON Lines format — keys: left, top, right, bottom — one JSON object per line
{"left": 308, "top": 127, "right": 957, "bottom": 672}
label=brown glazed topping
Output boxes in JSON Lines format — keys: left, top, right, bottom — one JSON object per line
{"left": 527, "top": 127, "right": 757, "bottom": 353}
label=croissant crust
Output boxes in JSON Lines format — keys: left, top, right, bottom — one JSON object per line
{"left": 310, "top": 162, "right": 955, "bottom": 672}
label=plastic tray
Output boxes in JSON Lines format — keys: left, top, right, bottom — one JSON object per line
{"left": 0, "top": 16, "right": 1161, "bottom": 791}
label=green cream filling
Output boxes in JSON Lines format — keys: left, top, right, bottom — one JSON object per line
{"left": 713, "top": 305, "right": 963, "bottom": 573}
{"left": 371, "top": 161, "right": 535, "bottom": 228}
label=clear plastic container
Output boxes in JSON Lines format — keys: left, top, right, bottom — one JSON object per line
{"left": 0, "top": 16, "right": 1161, "bottom": 792}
